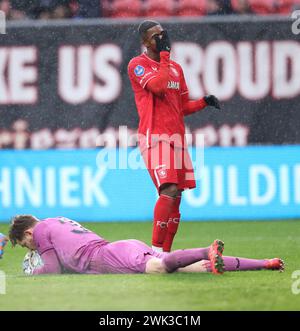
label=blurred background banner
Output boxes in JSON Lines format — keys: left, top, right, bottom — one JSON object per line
{"left": 1, "top": 146, "right": 299, "bottom": 221}
{"left": 1, "top": 17, "right": 300, "bottom": 149}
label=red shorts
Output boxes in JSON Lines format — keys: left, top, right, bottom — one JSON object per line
{"left": 141, "top": 141, "right": 196, "bottom": 191}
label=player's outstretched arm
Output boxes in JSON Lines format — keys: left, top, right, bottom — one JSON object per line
{"left": 32, "top": 249, "right": 62, "bottom": 275}
{"left": 182, "top": 94, "right": 221, "bottom": 116}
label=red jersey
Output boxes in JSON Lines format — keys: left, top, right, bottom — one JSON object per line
{"left": 128, "top": 52, "right": 188, "bottom": 150}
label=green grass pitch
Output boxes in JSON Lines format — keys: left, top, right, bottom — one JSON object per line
{"left": 0, "top": 220, "right": 300, "bottom": 311}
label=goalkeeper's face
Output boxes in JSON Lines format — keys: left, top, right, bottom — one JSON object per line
{"left": 17, "top": 228, "right": 36, "bottom": 250}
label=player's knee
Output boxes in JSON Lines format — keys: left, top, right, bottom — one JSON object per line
{"left": 160, "top": 183, "right": 178, "bottom": 198}
{"left": 145, "top": 258, "right": 167, "bottom": 274}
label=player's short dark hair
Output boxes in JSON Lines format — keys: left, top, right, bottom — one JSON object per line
{"left": 9, "top": 215, "right": 39, "bottom": 246}
{"left": 138, "top": 20, "right": 161, "bottom": 40}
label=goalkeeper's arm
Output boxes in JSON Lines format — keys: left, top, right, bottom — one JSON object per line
{"left": 32, "top": 249, "right": 62, "bottom": 275}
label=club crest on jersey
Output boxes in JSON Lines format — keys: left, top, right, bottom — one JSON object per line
{"left": 134, "top": 65, "right": 145, "bottom": 77}
{"left": 167, "top": 81, "right": 180, "bottom": 90}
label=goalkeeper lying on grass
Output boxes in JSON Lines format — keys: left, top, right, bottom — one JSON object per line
{"left": 0, "top": 215, "right": 284, "bottom": 275}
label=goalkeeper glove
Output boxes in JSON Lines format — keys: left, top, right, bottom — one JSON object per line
{"left": 204, "top": 95, "right": 221, "bottom": 109}
{"left": 155, "top": 31, "right": 171, "bottom": 53}
{"left": 23, "top": 258, "right": 34, "bottom": 275}
{"left": 22, "top": 250, "right": 43, "bottom": 275}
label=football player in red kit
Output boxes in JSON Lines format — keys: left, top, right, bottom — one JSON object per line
{"left": 128, "top": 20, "right": 220, "bottom": 253}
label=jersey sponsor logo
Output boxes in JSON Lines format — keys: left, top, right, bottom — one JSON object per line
{"left": 134, "top": 65, "right": 145, "bottom": 77}
{"left": 167, "top": 81, "right": 180, "bottom": 90}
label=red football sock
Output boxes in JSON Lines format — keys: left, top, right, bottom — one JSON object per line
{"left": 152, "top": 194, "right": 175, "bottom": 249}
{"left": 163, "top": 196, "right": 181, "bottom": 252}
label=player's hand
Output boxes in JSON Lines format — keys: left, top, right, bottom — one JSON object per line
{"left": 204, "top": 95, "right": 221, "bottom": 109}
{"left": 23, "top": 263, "right": 34, "bottom": 275}
{"left": 155, "top": 31, "right": 171, "bottom": 53}
{"left": 22, "top": 250, "right": 43, "bottom": 276}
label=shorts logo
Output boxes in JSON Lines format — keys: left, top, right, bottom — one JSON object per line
{"left": 134, "top": 65, "right": 145, "bottom": 77}
{"left": 157, "top": 168, "right": 167, "bottom": 179}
